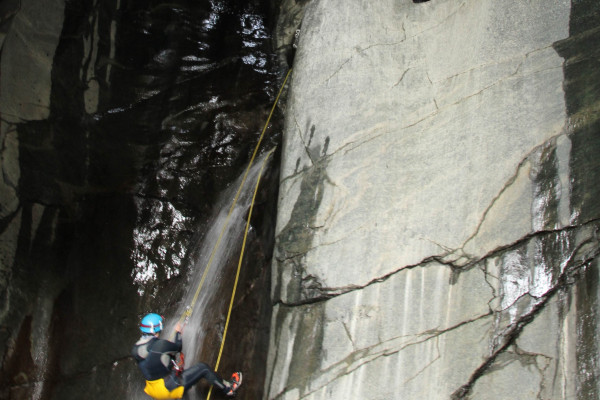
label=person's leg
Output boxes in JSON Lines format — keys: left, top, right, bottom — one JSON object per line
{"left": 163, "top": 371, "right": 183, "bottom": 391}
{"left": 180, "top": 362, "right": 228, "bottom": 392}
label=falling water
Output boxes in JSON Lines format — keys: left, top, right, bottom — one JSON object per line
{"left": 128, "top": 151, "right": 273, "bottom": 399}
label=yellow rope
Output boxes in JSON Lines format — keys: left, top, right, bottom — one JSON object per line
{"left": 169, "top": 69, "right": 291, "bottom": 397}
{"left": 176, "top": 68, "right": 292, "bottom": 327}
{"left": 206, "top": 148, "right": 273, "bottom": 400}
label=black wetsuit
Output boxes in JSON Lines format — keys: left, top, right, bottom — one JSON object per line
{"left": 132, "top": 333, "right": 228, "bottom": 393}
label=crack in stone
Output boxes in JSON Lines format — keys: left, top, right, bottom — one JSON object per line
{"left": 318, "top": 2, "right": 489, "bottom": 87}
{"left": 276, "top": 219, "right": 599, "bottom": 311}
{"left": 322, "top": 40, "right": 407, "bottom": 85}
{"left": 340, "top": 320, "right": 356, "bottom": 351}
{"left": 286, "top": 311, "right": 492, "bottom": 400}
{"left": 399, "top": 107, "right": 440, "bottom": 130}
{"left": 403, "top": 337, "right": 441, "bottom": 385}
{"left": 280, "top": 119, "right": 391, "bottom": 188}
{"left": 446, "top": 69, "right": 515, "bottom": 107}
{"left": 272, "top": 222, "right": 598, "bottom": 397}
{"left": 451, "top": 233, "right": 600, "bottom": 399}
{"left": 332, "top": 131, "right": 391, "bottom": 165}
{"left": 0, "top": 114, "right": 27, "bottom": 124}
{"left": 394, "top": 58, "right": 522, "bottom": 132}
{"left": 481, "top": 263, "right": 501, "bottom": 314}
{"left": 417, "top": 311, "right": 494, "bottom": 343}
{"left": 498, "top": 291, "right": 541, "bottom": 314}
{"left": 511, "top": 343, "right": 554, "bottom": 399}
{"left": 394, "top": 1, "right": 468, "bottom": 46}
{"left": 458, "top": 135, "right": 580, "bottom": 261}
{"left": 275, "top": 249, "right": 305, "bottom": 264}
{"left": 274, "top": 257, "right": 444, "bottom": 307}
{"left": 459, "top": 217, "right": 600, "bottom": 271}
{"left": 323, "top": 57, "right": 353, "bottom": 85}
{"left": 391, "top": 68, "right": 411, "bottom": 88}
{"left": 403, "top": 45, "right": 563, "bottom": 134}
{"left": 292, "top": 113, "right": 317, "bottom": 167}
{"left": 434, "top": 43, "right": 558, "bottom": 87}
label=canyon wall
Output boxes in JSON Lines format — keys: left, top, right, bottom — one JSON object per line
{"left": 267, "top": 0, "right": 600, "bottom": 398}
{"left": 1, "top": 0, "right": 281, "bottom": 398}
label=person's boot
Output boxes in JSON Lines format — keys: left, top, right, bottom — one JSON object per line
{"left": 224, "top": 372, "right": 242, "bottom": 397}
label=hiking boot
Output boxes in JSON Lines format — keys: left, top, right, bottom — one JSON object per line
{"left": 225, "top": 372, "right": 242, "bottom": 397}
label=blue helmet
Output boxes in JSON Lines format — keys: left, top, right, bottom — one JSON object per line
{"left": 140, "top": 313, "right": 164, "bottom": 334}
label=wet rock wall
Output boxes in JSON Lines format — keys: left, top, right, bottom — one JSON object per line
{"left": 267, "top": 0, "right": 600, "bottom": 399}
{"left": 1, "top": 0, "right": 284, "bottom": 398}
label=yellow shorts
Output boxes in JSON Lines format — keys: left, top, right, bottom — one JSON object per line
{"left": 144, "top": 379, "right": 185, "bottom": 399}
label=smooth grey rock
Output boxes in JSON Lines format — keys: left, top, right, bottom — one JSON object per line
{"left": 266, "top": 263, "right": 495, "bottom": 399}
{"left": 266, "top": 0, "right": 589, "bottom": 399}
{"left": 0, "top": 0, "right": 65, "bottom": 122}
{"left": 273, "top": 0, "right": 570, "bottom": 301}
{"left": 468, "top": 350, "right": 544, "bottom": 400}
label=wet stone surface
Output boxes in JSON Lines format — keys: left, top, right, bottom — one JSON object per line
{"left": 1, "top": 0, "right": 285, "bottom": 399}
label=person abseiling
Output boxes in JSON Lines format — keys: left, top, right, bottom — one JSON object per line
{"left": 132, "top": 313, "right": 242, "bottom": 399}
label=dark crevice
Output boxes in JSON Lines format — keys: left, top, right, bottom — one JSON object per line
{"left": 453, "top": 217, "right": 600, "bottom": 272}
{"left": 275, "top": 219, "right": 600, "bottom": 308}
{"left": 274, "top": 256, "right": 442, "bottom": 307}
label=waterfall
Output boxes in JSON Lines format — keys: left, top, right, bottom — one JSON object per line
{"left": 129, "top": 151, "right": 272, "bottom": 399}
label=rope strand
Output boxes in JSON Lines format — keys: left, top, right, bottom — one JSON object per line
{"left": 171, "top": 69, "right": 292, "bottom": 399}
{"left": 177, "top": 68, "right": 292, "bottom": 327}
{"left": 206, "top": 148, "right": 274, "bottom": 400}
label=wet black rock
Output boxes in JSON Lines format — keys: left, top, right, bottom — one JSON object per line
{"left": 0, "top": 0, "right": 285, "bottom": 398}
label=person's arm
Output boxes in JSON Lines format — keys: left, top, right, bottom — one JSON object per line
{"left": 173, "top": 331, "right": 182, "bottom": 350}
{"left": 153, "top": 335, "right": 181, "bottom": 354}
{"left": 150, "top": 323, "right": 183, "bottom": 357}
{"left": 173, "top": 322, "right": 183, "bottom": 349}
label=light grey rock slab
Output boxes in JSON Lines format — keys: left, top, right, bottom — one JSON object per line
{"left": 513, "top": 290, "right": 578, "bottom": 400}
{"left": 274, "top": 0, "right": 570, "bottom": 296}
{"left": 467, "top": 286, "right": 579, "bottom": 400}
{"left": 268, "top": 0, "right": 576, "bottom": 398}
{"left": 468, "top": 350, "right": 544, "bottom": 400}
{"left": 266, "top": 262, "right": 495, "bottom": 399}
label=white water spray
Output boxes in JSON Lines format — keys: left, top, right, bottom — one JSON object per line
{"left": 129, "top": 151, "right": 271, "bottom": 399}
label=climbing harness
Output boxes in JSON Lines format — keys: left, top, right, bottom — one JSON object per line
{"left": 171, "top": 69, "right": 293, "bottom": 397}
{"left": 171, "top": 352, "right": 185, "bottom": 376}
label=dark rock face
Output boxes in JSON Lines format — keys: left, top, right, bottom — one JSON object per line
{"left": 554, "top": 2, "right": 600, "bottom": 398}
{"left": 0, "top": 0, "right": 284, "bottom": 399}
